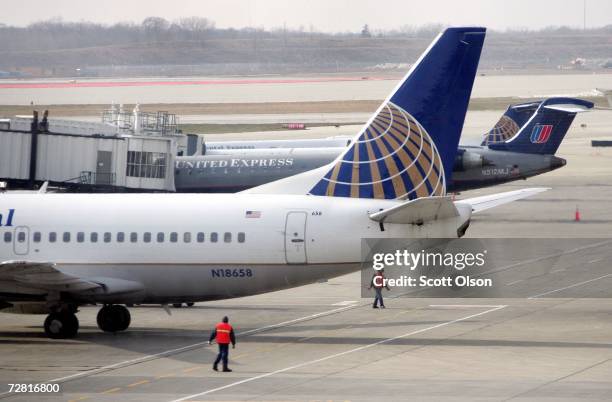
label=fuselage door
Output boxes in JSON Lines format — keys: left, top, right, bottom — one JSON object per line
{"left": 285, "top": 212, "right": 307, "bottom": 264}
{"left": 13, "top": 226, "right": 30, "bottom": 256}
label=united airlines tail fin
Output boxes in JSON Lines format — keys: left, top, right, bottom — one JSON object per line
{"left": 245, "top": 28, "right": 485, "bottom": 198}
{"left": 482, "top": 97, "right": 593, "bottom": 155}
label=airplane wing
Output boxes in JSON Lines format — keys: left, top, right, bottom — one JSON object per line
{"left": 455, "top": 188, "right": 549, "bottom": 213}
{"left": 0, "top": 261, "right": 146, "bottom": 300}
{"left": 0, "top": 261, "right": 101, "bottom": 292}
{"left": 369, "top": 196, "right": 458, "bottom": 224}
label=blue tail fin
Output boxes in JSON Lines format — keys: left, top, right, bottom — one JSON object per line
{"left": 483, "top": 97, "right": 594, "bottom": 155}
{"left": 309, "top": 27, "right": 486, "bottom": 200}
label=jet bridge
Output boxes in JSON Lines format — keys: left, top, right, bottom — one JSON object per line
{"left": 0, "top": 105, "right": 184, "bottom": 192}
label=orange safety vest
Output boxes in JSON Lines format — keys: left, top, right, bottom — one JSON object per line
{"left": 215, "top": 322, "right": 233, "bottom": 344}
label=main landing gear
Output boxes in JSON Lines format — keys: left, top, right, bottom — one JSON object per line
{"left": 44, "top": 311, "right": 79, "bottom": 339}
{"left": 43, "top": 304, "right": 132, "bottom": 339}
{"left": 97, "top": 305, "right": 131, "bottom": 333}
{"left": 172, "top": 302, "right": 195, "bottom": 308}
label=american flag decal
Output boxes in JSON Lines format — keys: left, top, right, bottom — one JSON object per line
{"left": 245, "top": 210, "right": 261, "bottom": 218}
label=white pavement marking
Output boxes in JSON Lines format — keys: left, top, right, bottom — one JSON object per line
{"left": 42, "top": 305, "right": 356, "bottom": 384}
{"left": 429, "top": 304, "right": 507, "bottom": 308}
{"left": 332, "top": 300, "right": 359, "bottom": 306}
{"left": 528, "top": 273, "right": 612, "bottom": 299}
{"left": 170, "top": 305, "right": 507, "bottom": 402}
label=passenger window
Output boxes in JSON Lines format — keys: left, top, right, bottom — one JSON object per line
{"left": 33, "top": 232, "right": 41, "bottom": 243}
{"left": 183, "top": 232, "right": 191, "bottom": 243}
{"left": 117, "top": 232, "right": 125, "bottom": 243}
{"left": 18, "top": 232, "right": 26, "bottom": 242}
{"left": 224, "top": 232, "right": 231, "bottom": 243}
{"left": 197, "top": 232, "right": 205, "bottom": 243}
{"left": 49, "top": 232, "right": 57, "bottom": 243}
{"left": 238, "top": 232, "right": 246, "bottom": 243}
{"left": 104, "top": 232, "right": 111, "bottom": 243}
{"left": 170, "top": 232, "right": 178, "bottom": 243}
{"left": 157, "top": 232, "right": 164, "bottom": 243}
{"left": 144, "top": 232, "right": 151, "bottom": 243}
{"left": 77, "top": 232, "right": 85, "bottom": 243}
{"left": 4, "top": 232, "right": 11, "bottom": 242}
{"left": 91, "top": 232, "right": 98, "bottom": 243}
{"left": 63, "top": 232, "right": 71, "bottom": 243}
{"left": 211, "top": 232, "right": 218, "bottom": 243}
{"left": 130, "top": 232, "right": 138, "bottom": 243}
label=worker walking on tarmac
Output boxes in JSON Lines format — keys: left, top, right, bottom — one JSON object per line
{"left": 368, "top": 268, "right": 391, "bottom": 308}
{"left": 208, "top": 316, "right": 236, "bottom": 372}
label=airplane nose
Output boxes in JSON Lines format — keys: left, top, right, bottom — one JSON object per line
{"left": 551, "top": 156, "right": 566, "bottom": 169}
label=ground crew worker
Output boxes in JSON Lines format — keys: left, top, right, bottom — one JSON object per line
{"left": 368, "top": 268, "right": 390, "bottom": 308}
{"left": 208, "top": 316, "right": 236, "bottom": 372}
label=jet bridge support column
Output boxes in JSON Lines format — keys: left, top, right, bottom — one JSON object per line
{"left": 28, "top": 111, "right": 40, "bottom": 187}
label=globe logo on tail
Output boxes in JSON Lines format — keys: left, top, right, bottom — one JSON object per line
{"left": 481, "top": 115, "right": 520, "bottom": 145}
{"left": 309, "top": 102, "right": 445, "bottom": 200}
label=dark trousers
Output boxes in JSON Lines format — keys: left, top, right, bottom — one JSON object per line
{"left": 373, "top": 288, "right": 384, "bottom": 307}
{"left": 214, "top": 343, "right": 229, "bottom": 369}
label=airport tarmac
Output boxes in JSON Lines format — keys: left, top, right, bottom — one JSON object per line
{"left": 1, "top": 269, "right": 612, "bottom": 401}
{"left": 1, "top": 97, "right": 612, "bottom": 401}
{"left": 2, "top": 140, "right": 612, "bottom": 401}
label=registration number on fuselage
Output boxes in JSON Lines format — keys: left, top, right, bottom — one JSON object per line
{"left": 211, "top": 268, "right": 254, "bottom": 278}
{"left": 482, "top": 168, "right": 509, "bottom": 176}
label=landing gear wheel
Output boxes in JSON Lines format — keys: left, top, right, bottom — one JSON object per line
{"left": 172, "top": 303, "right": 183, "bottom": 308}
{"left": 44, "top": 312, "right": 79, "bottom": 339}
{"left": 97, "top": 305, "right": 131, "bottom": 333}
{"left": 186, "top": 302, "right": 194, "bottom": 307}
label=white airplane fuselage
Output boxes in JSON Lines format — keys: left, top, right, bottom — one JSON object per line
{"left": 0, "top": 193, "right": 469, "bottom": 303}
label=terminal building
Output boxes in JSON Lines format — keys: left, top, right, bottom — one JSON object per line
{"left": 0, "top": 106, "right": 185, "bottom": 192}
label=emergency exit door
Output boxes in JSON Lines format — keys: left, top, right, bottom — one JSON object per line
{"left": 285, "top": 212, "right": 307, "bottom": 264}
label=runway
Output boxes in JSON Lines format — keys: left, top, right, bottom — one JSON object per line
{"left": 1, "top": 72, "right": 611, "bottom": 105}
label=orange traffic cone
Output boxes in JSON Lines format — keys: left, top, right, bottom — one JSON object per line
{"left": 575, "top": 205, "right": 581, "bottom": 222}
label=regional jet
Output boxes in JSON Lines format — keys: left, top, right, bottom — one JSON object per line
{"left": 175, "top": 98, "right": 591, "bottom": 193}
{"left": 0, "top": 27, "right": 545, "bottom": 338}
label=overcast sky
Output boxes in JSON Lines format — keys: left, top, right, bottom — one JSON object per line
{"left": 2, "top": 0, "right": 611, "bottom": 32}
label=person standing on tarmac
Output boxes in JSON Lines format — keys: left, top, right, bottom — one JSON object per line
{"left": 208, "top": 316, "right": 236, "bottom": 372}
{"left": 368, "top": 268, "right": 391, "bottom": 308}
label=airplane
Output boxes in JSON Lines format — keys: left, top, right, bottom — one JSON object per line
{"left": 452, "top": 97, "right": 593, "bottom": 190}
{"left": 0, "top": 27, "right": 546, "bottom": 339}
{"left": 175, "top": 98, "right": 592, "bottom": 193}
{"left": 596, "top": 88, "right": 612, "bottom": 109}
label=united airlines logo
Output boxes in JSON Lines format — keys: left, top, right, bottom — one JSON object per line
{"left": 481, "top": 115, "right": 520, "bottom": 145}
{"left": 309, "top": 102, "right": 445, "bottom": 200}
{"left": 0, "top": 209, "right": 15, "bottom": 227}
{"left": 530, "top": 124, "right": 553, "bottom": 144}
